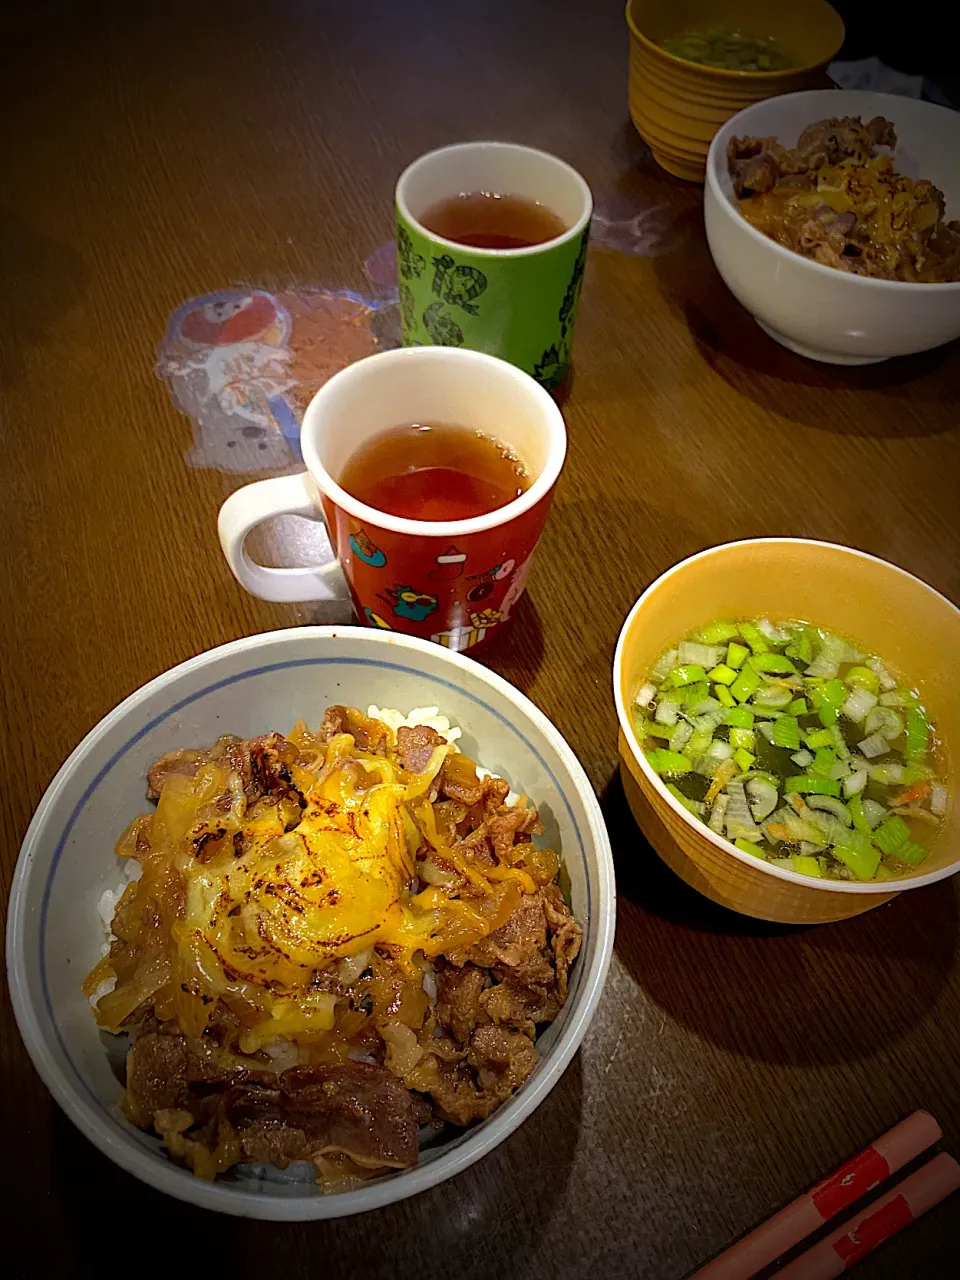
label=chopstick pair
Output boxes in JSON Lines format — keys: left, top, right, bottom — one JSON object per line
{"left": 693, "top": 1111, "right": 959, "bottom": 1279}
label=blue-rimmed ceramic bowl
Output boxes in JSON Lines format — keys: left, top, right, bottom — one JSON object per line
{"left": 6, "top": 626, "right": 614, "bottom": 1219}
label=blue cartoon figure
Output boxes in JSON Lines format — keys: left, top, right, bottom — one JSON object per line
{"left": 381, "top": 584, "right": 438, "bottom": 622}
{"left": 349, "top": 528, "right": 387, "bottom": 567}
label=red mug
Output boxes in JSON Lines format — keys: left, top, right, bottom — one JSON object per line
{"left": 218, "top": 347, "right": 566, "bottom": 651}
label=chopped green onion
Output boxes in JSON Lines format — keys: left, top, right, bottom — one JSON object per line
{"left": 845, "top": 666, "right": 880, "bottom": 694}
{"left": 771, "top": 716, "right": 801, "bottom": 750}
{"left": 862, "top": 799, "right": 887, "bottom": 829}
{"left": 730, "top": 665, "right": 762, "bottom": 703}
{"left": 729, "top": 727, "right": 755, "bottom": 751}
{"left": 673, "top": 665, "right": 708, "bottom": 686}
{"left": 787, "top": 698, "right": 808, "bottom": 717}
{"left": 679, "top": 641, "right": 724, "bottom": 668}
{"left": 893, "top": 841, "right": 929, "bottom": 866}
{"left": 754, "top": 686, "right": 793, "bottom": 709}
{"left": 833, "top": 829, "right": 881, "bottom": 880}
{"left": 805, "top": 794, "right": 851, "bottom": 824}
{"left": 809, "top": 747, "right": 838, "bottom": 777}
{"left": 725, "top": 706, "right": 755, "bottom": 728}
{"left": 643, "top": 723, "right": 675, "bottom": 740}
{"left": 726, "top": 642, "right": 749, "bottom": 670}
{"left": 733, "top": 838, "right": 763, "bottom": 856}
{"left": 738, "top": 621, "right": 769, "bottom": 654}
{"left": 647, "top": 748, "right": 692, "bottom": 774}
{"left": 748, "top": 654, "right": 797, "bottom": 675}
{"left": 901, "top": 763, "right": 935, "bottom": 785}
{"left": 791, "top": 855, "right": 823, "bottom": 878}
{"left": 693, "top": 620, "right": 741, "bottom": 644}
{"left": 686, "top": 729, "right": 714, "bottom": 758}
{"left": 858, "top": 733, "right": 889, "bottom": 760}
{"left": 905, "top": 705, "right": 929, "bottom": 762}
{"left": 651, "top": 649, "right": 679, "bottom": 681}
{"left": 746, "top": 777, "right": 779, "bottom": 821}
{"left": 791, "top": 749, "right": 814, "bottom": 768}
{"left": 865, "top": 707, "right": 904, "bottom": 740}
{"left": 715, "top": 685, "right": 736, "bottom": 708}
{"left": 848, "top": 793, "right": 870, "bottom": 834}
{"left": 842, "top": 687, "right": 878, "bottom": 724}
{"left": 796, "top": 628, "right": 816, "bottom": 666}
{"left": 682, "top": 682, "right": 710, "bottom": 708}
{"left": 873, "top": 816, "right": 910, "bottom": 855}
{"left": 670, "top": 721, "right": 693, "bottom": 752}
{"left": 805, "top": 728, "right": 836, "bottom": 749}
{"left": 842, "top": 768, "right": 868, "bottom": 798}
{"left": 734, "top": 747, "right": 756, "bottom": 771}
{"left": 830, "top": 725, "right": 850, "bottom": 760}
{"left": 708, "top": 663, "right": 738, "bottom": 686}
{"left": 785, "top": 776, "right": 842, "bottom": 797}
{"left": 815, "top": 679, "right": 848, "bottom": 727}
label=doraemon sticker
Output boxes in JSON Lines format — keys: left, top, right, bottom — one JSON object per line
{"left": 157, "top": 286, "right": 398, "bottom": 474}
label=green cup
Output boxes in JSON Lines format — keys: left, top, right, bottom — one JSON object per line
{"left": 395, "top": 142, "right": 593, "bottom": 390}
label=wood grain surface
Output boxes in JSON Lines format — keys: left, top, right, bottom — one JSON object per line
{"left": 2, "top": 2, "right": 959, "bottom": 1277}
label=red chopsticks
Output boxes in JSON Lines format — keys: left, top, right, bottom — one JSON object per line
{"left": 692, "top": 1112, "right": 958, "bottom": 1278}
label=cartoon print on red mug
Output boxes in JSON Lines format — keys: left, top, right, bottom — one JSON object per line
{"left": 429, "top": 545, "right": 468, "bottom": 581}
{"left": 380, "top": 584, "right": 439, "bottom": 622}
{"left": 349, "top": 527, "right": 387, "bottom": 567}
{"left": 498, "top": 552, "right": 534, "bottom": 621}
{"left": 364, "top": 608, "right": 393, "bottom": 629}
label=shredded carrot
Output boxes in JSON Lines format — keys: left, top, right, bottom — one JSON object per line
{"left": 766, "top": 824, "right": 793, "bottom": 841}
{"left": 705, "top": 758, "right": 737, "bottom": 805}
{"left": 891, "top": 781, "right": 930, "bottom": 807}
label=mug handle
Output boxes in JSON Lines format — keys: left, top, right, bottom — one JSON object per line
{"left": 218, "top": 472, "right": 345, "bottom": 603}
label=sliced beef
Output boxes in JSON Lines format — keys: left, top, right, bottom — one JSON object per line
{"left": 146, "top": 735, "right": 249, "bottom": 801}
{"left": 146, "top": 732, "right": 303, "bottom": 808}
{"left": 438, "top": 755, "right": 509, "bottom": 813}
{"left": 451, "top": 827, "right": 495, "bottom": 869}
{"left": 125, "top": 1033, "right": 189, "bottom": 1124}
{"left": 479, "top": 979, "right": 561, "bottom": 1037}
{"left": 246, "top": 733, "right": 305, "bottom": 807}
{"left": 463, "top": 892, "right": 554, "bottom": 987}
{"left": 438, "top": 752, "right": 486, "bottom": 805}
{"left": 281, "top": 1062, "right": 419, "bottom": 1168}
{"left": 319, "top": 704, "right": 348, "bottom": 742}
{"left": 866, "top": 115, "right": 896, "bottom": 149}
{"left": 426, "top": 1060, "right": 497, "bottom": 1127}
{"left": 486, "top": 806, "right": 544, "bottom": 861}
{"left": 435, "top": 963, "right": 487, "bottom": 1045}
{"left": 467, "top": 1025, "right": 538, "bottom": 1100}
{"left": 396, "top": 724, "right": 444, "bottom": 774}
{"left": 542, "top": 883, "right": 584, "bottom": 1002}
{"left": 319, "top": 705, "right": 392, "bottom": 753}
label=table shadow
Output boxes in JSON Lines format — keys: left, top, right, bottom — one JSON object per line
{"left": 651, "top": 207, "right": 960, "bottom": 438}
{"left": 52, "top": 1052, "right": 582, "bottom": 1280}
{"left": 0, "top": 208, "right": 88, "bottom": 389}
{"left": 478, "top": 591, "right": 545, "bottom": 693}
{"left": 602, "top": 769, "right": 958, "bottom": 1067}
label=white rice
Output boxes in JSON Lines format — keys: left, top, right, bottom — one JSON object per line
{"left": 366, "top": 705, "right": 462, "bottom": 745}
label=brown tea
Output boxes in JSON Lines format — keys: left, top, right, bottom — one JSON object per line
{"left": 338, "top": 422, "right": 530, "bottom": 521}
{"left": 418, "top": 191, "right": 567, "bottom": 250}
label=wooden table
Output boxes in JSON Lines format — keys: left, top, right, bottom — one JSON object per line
{"left": 2, "top": 2, "right": 958, "bottom": 1276}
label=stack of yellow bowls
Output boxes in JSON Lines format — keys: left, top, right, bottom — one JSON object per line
{"left": 625, "top": 0, "right": 845, "bottom": 182}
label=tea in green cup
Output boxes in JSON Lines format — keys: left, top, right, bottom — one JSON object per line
{"left": 395, "top": 142, "right": 592, "bottom": 390}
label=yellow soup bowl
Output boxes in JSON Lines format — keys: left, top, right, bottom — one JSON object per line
{"left": 614, "top": 539, "right": 959, "bottom": 924}
{"left": 625, "top": 0, "right": 845, "bottom": 182}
